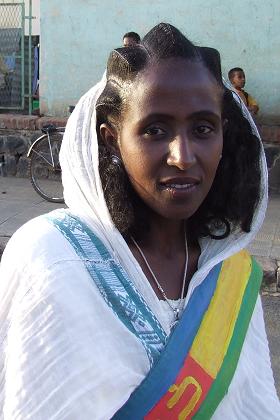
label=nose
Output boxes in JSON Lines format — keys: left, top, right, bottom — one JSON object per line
{"left": 167, "top": 133, "right": 196, "bottom": 171}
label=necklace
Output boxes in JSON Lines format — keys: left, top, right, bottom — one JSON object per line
{"left": 131, "top": 227, "right": 188, "bottom": 328}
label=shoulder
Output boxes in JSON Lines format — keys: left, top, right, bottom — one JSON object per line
{"left": 0, "top": 210, "right": 83, "bottom": 301}
{"left": 226, "top": 249, "right": 261, "bottom": 268}
{"left": 0, "top": 210, "right": 106, "bottom": 332}
{"left": 247, "top": 93, "right": 258, "bottom": 106}
{"left": 242, "top": 89, "right": 258, "bottom": 106}
{"left": 225, "top": 250, "right": 261, "bottom": 273}
{"left": 1, "top": 210, "right": 79, "bottom": 270}
{"left": 0, "top": 209, "right": 116, "bottom": 296}
{"left": 225, "top": 250, "right": 263, "bottom": 295}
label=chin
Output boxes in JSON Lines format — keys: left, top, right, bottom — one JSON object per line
{"left": 143, "top": 192, "right": 206, "bottom": 222}
{"left": 156, "top": 204, "right": 201, "bottom": 222}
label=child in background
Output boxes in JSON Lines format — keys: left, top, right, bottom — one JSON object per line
{"left": 228, "top": 67, "right": 259, "bottom": 115}
{"left": 122, "top": 31, "right": 140, "bottom": 47}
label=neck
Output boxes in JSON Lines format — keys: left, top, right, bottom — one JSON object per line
{"left": 133, "top": 215, "right": 186, "bottom": 258}
{"left": 129, "top": 213, "right": 201, "bottom": 302}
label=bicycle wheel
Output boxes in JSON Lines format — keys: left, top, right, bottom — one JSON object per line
{"left": 28, "top": 132, "right": 64, "bottom": 203}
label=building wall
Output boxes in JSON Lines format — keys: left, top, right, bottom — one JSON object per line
{"left": 40, "top": 0, "right": 279, "bottom": 122}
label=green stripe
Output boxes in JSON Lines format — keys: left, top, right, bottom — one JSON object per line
{"left": 193, "top": 257, "right": 262, "bottom": 419}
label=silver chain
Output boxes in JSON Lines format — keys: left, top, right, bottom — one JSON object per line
{"left": 131, "top": 227, "right": 188, "bottom": 327}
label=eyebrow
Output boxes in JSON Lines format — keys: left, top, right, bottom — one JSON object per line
{"left": 137, "top": 111, "right": 221, "bottom": 125}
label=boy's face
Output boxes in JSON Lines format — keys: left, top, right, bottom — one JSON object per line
{"left": 231, "top": 71, "right": 245, "bottom": 89}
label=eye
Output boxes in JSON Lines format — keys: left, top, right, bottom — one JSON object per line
{"left": 194, "top": 125, "right": 214, "bottom": 137}
{"left": 144, "top": 126, "right": 166, "bottom": 137}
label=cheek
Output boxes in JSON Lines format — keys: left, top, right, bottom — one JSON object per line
{"left": 199, "top": 139, "right": 223, "bottom": 179}
{"left": 119, "top": 133, "right": 161, "bottom": 179}
{"left": 119, "top": 140, "right": 149, "bottom": 181}
{"left": 124, "top": 156, "right": 147, "bottom": 181}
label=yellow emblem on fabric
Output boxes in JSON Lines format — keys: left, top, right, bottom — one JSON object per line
{"left": 167, "top": 376, "right": 202, "bottom": 419}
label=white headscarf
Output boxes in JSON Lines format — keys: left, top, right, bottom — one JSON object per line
{"left": 59, "top": 72, "right": 268, "bottom": 305}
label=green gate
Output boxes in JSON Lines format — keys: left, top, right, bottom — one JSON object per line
{"left": 0, "top": 2, "right": 28, "bottom": 111}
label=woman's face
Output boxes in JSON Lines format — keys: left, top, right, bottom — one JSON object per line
{"left": 117, "top": 59, "right": 224, "bottom": 221}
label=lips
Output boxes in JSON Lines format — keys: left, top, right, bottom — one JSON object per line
{"left": 160, "top": 176, "right": 200, "bottom": 188}
{"left": 168, "top": 183, "right": 194, "bottom": 189}
{"left": 159, "top": 176, "right": 200, "bottom": 196}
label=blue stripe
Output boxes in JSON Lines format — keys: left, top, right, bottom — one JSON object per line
{"left": 112, "top": 262, "right": 222, "bottom": 420}
{"left": 78, "top": 218, "right": 167, "bottom": 342}
{"left": 46, "top": 210, "right": 167, "bottom": 366}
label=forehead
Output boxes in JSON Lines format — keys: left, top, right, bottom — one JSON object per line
{"left": 125, "top": 59, "right": 223, "bottom": 119}
{"left": 233, "top": 70, "right": 245, "bottom": 78}
{"left": 123, "top": 36, "right": 136, "bottom": 45}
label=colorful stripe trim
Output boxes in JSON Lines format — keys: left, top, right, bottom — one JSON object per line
{"left": 193, "top": 256, "right": 262, "bottom": 419}
{"left": 190, "top": 250, "right": 251, "bottom": 379}
{"left": 112, "top": 261, "right": 223, "bottom": 420}
{"left": 114, "top": 251, "right": 262, "bottom": 419}
{"left": 145, "top": 250, "right": 259, "bottom": 419}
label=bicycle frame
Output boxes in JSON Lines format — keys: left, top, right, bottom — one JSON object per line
{"left": 27, "top": 127, "right": 65, "bottom": 165}
{"left": 27, "top": 127, "right": 65, "bottom": 203}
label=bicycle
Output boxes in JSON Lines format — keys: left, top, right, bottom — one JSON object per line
{"left": 27, "top": 106, "right": 75, "bottom": 203}
{"left": 27, "top": 124, "right": 65, "bottom": 203}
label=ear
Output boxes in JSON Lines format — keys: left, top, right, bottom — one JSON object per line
{"left": 99, "top": 123, "right": 119, "bottom": 155}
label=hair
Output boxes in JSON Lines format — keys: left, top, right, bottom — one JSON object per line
{"left": 228, "top": 67, "right": 245, "bottom": 81}
{"left": 96, "top": 23, "right": 261, "bottom": 240}
{"left": 123, "top": 31, "right": 141, "bottom": 43}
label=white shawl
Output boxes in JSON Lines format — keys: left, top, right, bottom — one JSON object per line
{"left": 0, "top": 75, "right": 279, "bottom": 420}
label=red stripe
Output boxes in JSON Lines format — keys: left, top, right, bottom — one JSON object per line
{"left": 145, "top": 356, "right": 213, "bottom": 419}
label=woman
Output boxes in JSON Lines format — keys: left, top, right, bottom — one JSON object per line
{"left": 0, "top": 23, "right": 279, "bottom": 419}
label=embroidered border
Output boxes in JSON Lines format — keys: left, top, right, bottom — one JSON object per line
{"left": 47, "top": 209, "right": 167, "bottom": 366}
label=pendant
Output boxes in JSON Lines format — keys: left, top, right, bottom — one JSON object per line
{"left": 174, "top": 307, "right": 180, "bottom": 321}
{"left": 170, "top": 308, "right": 180, "bottom": 330}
